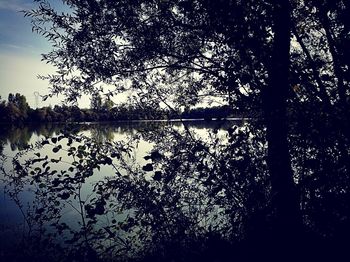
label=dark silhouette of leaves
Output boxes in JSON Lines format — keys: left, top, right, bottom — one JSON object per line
{"left": 142, "top": 163, "right": 153, "bottom": 172}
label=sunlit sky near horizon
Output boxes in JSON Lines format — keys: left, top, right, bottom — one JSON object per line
{"left": 0, "top": 0, "right": 93, "bottom": 108}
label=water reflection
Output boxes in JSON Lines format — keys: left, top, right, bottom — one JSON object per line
{"left": 0, "top": 120, "right": 242, "bottom": 154}
{"left": 0, "top": 119, "right": 349, "bottom": 261}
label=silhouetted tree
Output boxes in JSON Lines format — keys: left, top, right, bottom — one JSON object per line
{"left": 263, "top": 0, "right": 302, "bottom": 239}
{"left": 9, "top": 93, "right": 30, "bottom": 115}
{"left": 23, "top": 0, "right": 350, "bottom": 251}
{"left": 25, "top": 0, "right": 301, "bottom": 231}
{"left": 90, "top": 93, "right": 103, "bottom": 112}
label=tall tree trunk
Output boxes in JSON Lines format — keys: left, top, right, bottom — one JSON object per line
{"left": 264, "top": 0, "right": 301, "bottom": 239}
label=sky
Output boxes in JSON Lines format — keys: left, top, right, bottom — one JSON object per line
{"left": 0, "top": 0, "right": 92, "bottom": 108}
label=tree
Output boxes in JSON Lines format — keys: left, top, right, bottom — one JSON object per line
{"left": 5, "top": 93, "right": 31, "bottom": 121}
{"left": 263, "top": 0, "right": 302, "bottom": 243}
{"left": 8, "top": 93, "right": 30, "bottom": 117}
{"left": 25, "top": 0, "right": 349, "bottom": 238}
{"left": 25, "top": 0, "right": 295, "bottom": 228}
{"left": 102, "top": 96, "right": 114, "bottom": 111}
{"left": 90, "top": 93, "right": 102, "bottom": 112}
{"left": 0, "top": 96, "right": 6, "bottom": 122}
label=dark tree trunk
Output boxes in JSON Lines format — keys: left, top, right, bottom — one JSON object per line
{"left": 264, "top": 0, "right": 301, "bottom": 239}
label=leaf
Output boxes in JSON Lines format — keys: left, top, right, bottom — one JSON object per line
{"left": 52, "top": 179, "right": 60, "bottom": 187}
{"left": 52, "top": 146, "right": 60, "bottom": 153}
{"left": 59, "top": 192, "right": 70, "bottom": 200}
{"left": 41, "top": 140, "right": 49, "bottom": 146}
{"left": 150, "top": 151, "right": 162, "bottom": 161}
{"left": 51, "top": 137, "right": 58, "bottom": 144}
{"left": 153, "top": 171, "right": 162, "bottom": 181}
{"left": 111, "top": 152, "right": 120, "bottom": 159}
{"left": 142, "top": 163, "right": 153, "bottom": 172}
{"left": 67, "top": 138, "right": 73, "bottom": 146}
{"left": 144, "top": 155, "right": 151, "bottom": 160}
{"left": 104, "top": 157, "right": 112, "bottom": 165}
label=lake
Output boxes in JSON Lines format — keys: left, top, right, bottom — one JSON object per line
{"left": 1, "top": 119, "right": 254, "bottom": 261}
{"left": 1, "top": 119, "right": 349, "bottom": 261}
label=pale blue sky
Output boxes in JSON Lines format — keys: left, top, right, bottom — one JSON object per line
{"left": 0, "top": 0, "right": 93, "bottom": 108}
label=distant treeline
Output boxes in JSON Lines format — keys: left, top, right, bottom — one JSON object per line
{"left": 0, "top": 93, "right": 239, "bottom": 123}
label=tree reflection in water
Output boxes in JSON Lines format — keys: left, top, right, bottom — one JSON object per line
{"left": 0, "top": 120, "right": 349, "bottom": 261}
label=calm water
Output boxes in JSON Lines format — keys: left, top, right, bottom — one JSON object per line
{"left": 0, "top": 120, "right": 249, "bottom": 260}
{"left": 1, "top": 119, "right": 349, "bottom": 261}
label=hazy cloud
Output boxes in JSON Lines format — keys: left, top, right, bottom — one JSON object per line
{"left": 0, "top": 0, "right": 33, "bottom": 12}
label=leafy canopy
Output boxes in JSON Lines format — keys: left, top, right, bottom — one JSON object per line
{"left": 26, "top": 0, "right": 275, "bottom": 108}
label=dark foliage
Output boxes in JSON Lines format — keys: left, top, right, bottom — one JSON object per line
{"left": 1, "top": 0, "right": 350, "bottom": 261}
